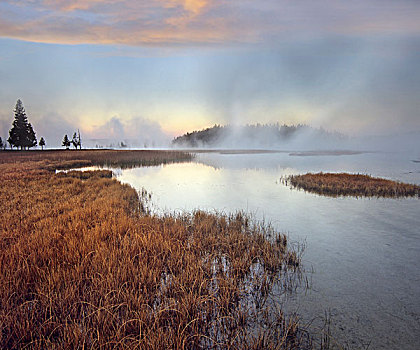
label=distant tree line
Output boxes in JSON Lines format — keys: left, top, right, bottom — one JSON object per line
{"left": 172, "top": 123, "right": 345, "bottom": 148}
{"left": 171, "top": 123, "right": 308, "bottom": 147}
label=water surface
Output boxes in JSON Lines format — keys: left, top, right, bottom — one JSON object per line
{"left": 115, "top": 151, "right": 420, "bottom": 349}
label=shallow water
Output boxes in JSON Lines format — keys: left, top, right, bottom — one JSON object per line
{"left": 115, "top": 151, "right": 420, "bottom": 349}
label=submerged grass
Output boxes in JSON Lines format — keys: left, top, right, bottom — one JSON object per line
{"left": 282, "top": 172, "right": 420, "bottom": 198}
{"left": 0, "top": 151, "right": 311, "bottom": 349}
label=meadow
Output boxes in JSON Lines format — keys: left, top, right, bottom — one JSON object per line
{"left": 0, "top": 150, "right": 309, "bottom": 349}
{"left": 282, "top": 172, "right": 420, "bottom": 198}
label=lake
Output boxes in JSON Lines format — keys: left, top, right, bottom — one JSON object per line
{"left": 111, "top": 150, "right": 419, "bottom": 349}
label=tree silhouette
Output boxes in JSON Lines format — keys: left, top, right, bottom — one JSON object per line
{"left": 26, "top": 123, "right": 37, "bottom": 149}
{"left": 62, "top": 134, "right": 71, "bottom": 149}
{"left": 71, "top": 132, "right": 78, "bottom": 149}
{"left": 8, "top": 99, "right": 37, "bottom": 150}
{"left": 77, "top": 129, "right": 82, "bottom": 149}
{"left": 39, "top": 137, "right": 46, "bottom": 150}
{"left": 70, "top": 130, "right": 82, "bottom": 149}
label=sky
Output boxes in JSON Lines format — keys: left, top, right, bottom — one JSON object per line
{"left": 0, "top": 0, "right": 419, "bottom": 147}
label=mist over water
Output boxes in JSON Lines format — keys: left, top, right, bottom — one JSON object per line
{"left": 171, "top": 124, "right": 420, "bottom": 154}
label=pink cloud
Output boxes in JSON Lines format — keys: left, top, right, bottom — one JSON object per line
{"left": 0, "top": 1, "right": 419, "bottom": 47}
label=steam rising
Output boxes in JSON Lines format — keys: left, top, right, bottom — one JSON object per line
{"left": 172, "top": 124, "right": 345, "bottom": 150}
{"left": 84, "top": 116, "right": 171, "bottom": 148}
{"left": 172, "top": 124, "right": 420, "bottom": 153}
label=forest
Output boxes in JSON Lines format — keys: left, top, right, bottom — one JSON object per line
{"left": 172, "top": 124, "right": 344, "bottom": 148}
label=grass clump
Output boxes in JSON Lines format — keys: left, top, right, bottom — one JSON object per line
{"left": 56, "top": 169, "right": 113, "bottom": 179}
{"left": 282, "top": 172, "right": 420, "bottom": 198}
{"left": 0, "top": 152, "right": 309, "bottom": 349}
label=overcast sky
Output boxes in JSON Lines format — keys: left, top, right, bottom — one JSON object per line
{"left": 0, "top": 0, "right": 419, "bottom": 146}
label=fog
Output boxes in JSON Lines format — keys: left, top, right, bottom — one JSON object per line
{"left": 171, "top": 123, "right": 417, "bottom": 153}
{"left": 82, "top": 116, "right": 172, "bottom": 149}
{"left": 2, "top": 114, "right": 419, "bottom": 154}
{"left": 1, "top": 36, "right": 419, "bottom": 150}
{"left": 0, "top": 114, "right": 173, "bottom": 149}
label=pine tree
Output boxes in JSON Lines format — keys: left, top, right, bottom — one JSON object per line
{"left": 77, "top": 129, "right": 82, "bottom": 149}
{"left": 72, "top": 132, "right": 78, "bottom": 149}
{"left": 39, "top": 137, "right": 46, "bottom": 150}
{"left": 62, "top": 134, "right": 71, "bottom": 149}
{"left": 8, "top": 99, "right": 37, "bottom": 150}
{"left": 26, "top": 123, "right": 37, "bottom": 149}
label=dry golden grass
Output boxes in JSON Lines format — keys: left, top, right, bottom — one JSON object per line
{"left": 0, "top": 149, "right": 193, "bottom": 170}
{"left": 283, "top": 172, "right": 420, "bottom": 198}
{"left": 0, "top": 151, "right": 307, "bottom": 349}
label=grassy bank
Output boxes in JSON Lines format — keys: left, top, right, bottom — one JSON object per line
{"left": 0, "top": 151, "right": 308, "bottom": 349}
{"left": 282, "top": 172, "right": 420, "bottom": 198}
{"left": 0, "top": 149, "right": 193, "bottom": 170}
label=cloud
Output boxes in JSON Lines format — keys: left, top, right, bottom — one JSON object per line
{"left": 85, "top": 116, "right": 172, "bottom": 147}
{"left": 0, "top": 1, "right": 419, "bottom": 47}
{"left": 35, "top": 112, "right": 79, "bottom": 147}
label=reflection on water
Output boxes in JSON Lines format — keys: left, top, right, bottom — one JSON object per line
{"left": 115, "top": 151, "right": 419, "bottom": 349}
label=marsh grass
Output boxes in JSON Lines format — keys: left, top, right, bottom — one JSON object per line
{"left": 0, "top": 149, "right": 193, "bottom": 170}
{"left": 56, "top": 169, "right": 113, "bottom": 179}
{"left": 282, "top": 172, "right": 420, "bottom": 198}
{"left": 0, "top": 151, "right": 311, "bottom": 349}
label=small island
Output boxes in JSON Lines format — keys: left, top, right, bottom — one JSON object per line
{"left": 282, "top": 172, "right": 420, "bottom": 198}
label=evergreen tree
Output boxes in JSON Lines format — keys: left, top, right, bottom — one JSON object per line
{"left": 39, "top": 137, "right": 46, "bottom": 150}
{"left": 70, "top": 130, "right": 82, "bottom": 149}
{"left": 77, "top": 129, "right": 82, "bottom": 149}
{"left": 71, "top": 132, "right": 78, "bottom": 149}
{"left": 8, "top": 99, "right": 37, "bottom": 150}
{"left": 26, "top": 123, "right": 37, "bottom": 149}
{"left": 62, "top": 134, "right": 71, "bottom": 149}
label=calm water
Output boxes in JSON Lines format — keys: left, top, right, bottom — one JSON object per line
{"left": 114, "top": 151, "right": 420, "bottom": 349}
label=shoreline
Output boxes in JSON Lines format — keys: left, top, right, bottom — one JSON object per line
{"left": 0, "top": 150, "right": 311, "bottom": 349}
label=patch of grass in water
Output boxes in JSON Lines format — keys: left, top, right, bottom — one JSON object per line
{"left": 282, "top": 172, "right": 420, "bottom": 198}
